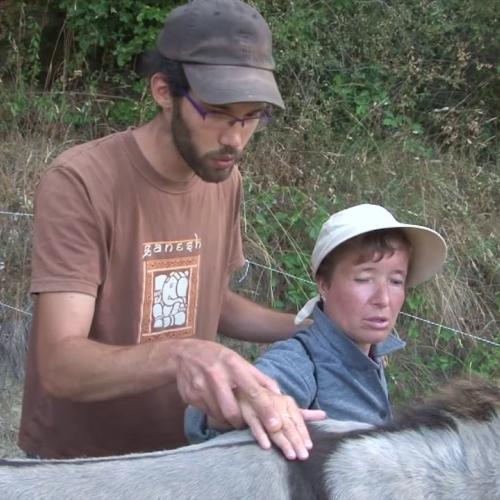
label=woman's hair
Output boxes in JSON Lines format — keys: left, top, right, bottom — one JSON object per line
{"left": 134, "top": 49, "right": 189, "bottom": 97}
{"left": 316, "top": 228, "right": 412, "bottom": 284}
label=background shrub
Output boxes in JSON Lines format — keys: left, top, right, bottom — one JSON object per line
{"left": 0, "top": 0, "right": 498, "bottom": 456}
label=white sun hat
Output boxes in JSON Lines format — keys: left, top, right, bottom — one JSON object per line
{"left": 294, "top": 204, "right": 447, "bottom": 325}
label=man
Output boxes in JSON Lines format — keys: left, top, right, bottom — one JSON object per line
{"left": 18, "top": 0, "right": 324, "bottom": 460}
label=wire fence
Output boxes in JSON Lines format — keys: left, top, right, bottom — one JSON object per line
{"left": 1, "top": 209, "right": 499, "bottom": 348}
{"left": 244, "top": 259, "right": 500, "bottom": 348}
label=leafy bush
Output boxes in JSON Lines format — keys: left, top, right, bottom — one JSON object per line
{"left": 1, "top": 0, "right": 497, "bottom": 153}
{"left": 0, "top": 0, "right": 498, "bottom": 405}
{"left": 57, "top": 0, "right": 172, "bottom": 73}
{"left": 255, "top": 0, "right": 499, "bottom": 155}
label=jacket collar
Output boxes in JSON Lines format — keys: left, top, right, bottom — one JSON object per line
{"left": 309, "top": 304, "right": 406, "bottom": 369}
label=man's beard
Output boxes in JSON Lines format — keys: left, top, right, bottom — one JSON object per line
{"left": 171, "top": 100, "right": 242, "bottom": 183}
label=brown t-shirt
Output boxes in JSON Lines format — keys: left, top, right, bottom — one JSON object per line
{"left": 19, "top": 129, "right": 245, "bottom": 458}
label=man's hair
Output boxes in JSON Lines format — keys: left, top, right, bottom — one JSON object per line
{"left": 135, "top": 49, "right": 189, "bottom": 97}
{"left": 316, "top": 228, "right": 412, "bottom": 284}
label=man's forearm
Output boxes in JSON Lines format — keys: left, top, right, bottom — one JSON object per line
{"left": 43, "top": 335, "right": 188, "bottom": 402}
{"left": 218, "top": 290, "right": 304, "bottom": 343}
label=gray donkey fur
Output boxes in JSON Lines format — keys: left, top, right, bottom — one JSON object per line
{"left": 1, "top": 378, "right": 499, "bottom": 500}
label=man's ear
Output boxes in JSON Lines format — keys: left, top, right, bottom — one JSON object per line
{"left": 150, "top": 73, "right": 173, "bottom": 110}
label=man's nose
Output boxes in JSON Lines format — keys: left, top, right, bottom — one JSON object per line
{"left": 218, "top": 123, "right": 245, "bottom": 150}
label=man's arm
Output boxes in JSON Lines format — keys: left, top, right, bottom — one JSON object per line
{"left": 36, "top": 291, "right": 325, "bottom": 457}
{"left": 218, "top": 289, "right": 309, "bottom": 343}
{"left": 36, "top": 292, "right": 179, "bottom": 401}
{"left": 35, "top": 292, "right": 279, "bottom": 427}
{"left": 37, "top": 291, "right": 324, "bottom": 459}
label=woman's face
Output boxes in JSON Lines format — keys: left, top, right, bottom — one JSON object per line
{"left": 318, "top": 244, "right": 410, "bottom": 354}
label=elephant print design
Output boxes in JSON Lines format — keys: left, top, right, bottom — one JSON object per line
{"left": 140, "top": 250, "right": 200, "bottom": 341}
{"left": 152, "top": 270, "right": 189, "bottom": 329}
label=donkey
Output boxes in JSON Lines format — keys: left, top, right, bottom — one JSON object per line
{"left": 1, "top": 378, "right": 499, "bottom": 500}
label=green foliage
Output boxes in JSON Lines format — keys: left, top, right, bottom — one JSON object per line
{"left": 0, "top": 0, "right": 498, "bottom": 407}
{"left": 388, "top": 317, "right": 500, "bottom": 405}
{"left": 243, "top": 181, "right": 332, "bottom": 311}
{"left": 58, "top": 0, "right": 173, "bottom": 72}
{"left": 0, "top": 2, "right": 44, "bottom": 86}
{"left": 0, "top": 1, "right": 174, "bottom": 128}
{"left": 255, "top": 0, "right": 498, "bottom": 154}
{"left": 405, "top": 290, "right": 427, "bottom": 314}
{"left": 1, "top": 0, "right": 497, "bottom": 150}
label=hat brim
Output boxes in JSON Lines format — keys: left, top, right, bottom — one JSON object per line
{"left": 183, "top": 63, "right": 285, "bottom": 108}
{"left": 397, "top": 224, "right": 447, "bottom": 287}
{"left": 313, "top": 222, "right": 447, "bottom": 288}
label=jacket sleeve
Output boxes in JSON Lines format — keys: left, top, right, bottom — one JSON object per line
{"left": 184, "top": 405, "right": 224, "bottom": 444}
{"left": 255, "top": 338, "right": 318, "bottom": 409}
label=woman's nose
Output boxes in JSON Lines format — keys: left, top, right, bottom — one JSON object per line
{"left": 372, "top": 282, "right": 390, "bottom": 306}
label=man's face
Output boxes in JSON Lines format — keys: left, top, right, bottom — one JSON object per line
{"left": 171, "top": 94, "right": 264, "bottom": 183}
{"left": 319, "top": 244, "right": 409, "bottom": 354}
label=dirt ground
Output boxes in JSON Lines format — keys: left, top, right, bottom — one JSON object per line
{"left": 0, "top": 378, "right": 24, "bottom": 458}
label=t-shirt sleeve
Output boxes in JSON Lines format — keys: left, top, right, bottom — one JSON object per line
{"left": 227, "top": 169, "right": 245, "bottom": 272}
{"left": 255, "top": 339, "right": 318, "bottom": 409}
{"left": 30, "top": 165, "right": 107, "bottom": 296}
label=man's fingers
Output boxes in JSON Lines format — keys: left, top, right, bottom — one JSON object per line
{"left": 212, "top": 379, "right": 245, "bottom": 428}
{"left": 233, "top": 369, "right": 283, "bottom": 433}
{"left": 251, "top": 367, "right": 281, "bottom": 395}
{"left": 300, "top": 408, "right": 327, "bottom": 421}
{"left": 206, "top": 415, "right": 232, "bottom": 431}
{"left": 241, "top": 390, "right": 313, "bottom": 461}
{"left": 238, "top": 394, "right": 272, "bottom": 450}
{"left": 268, "top": 410, "right": 315, "bottom": 461}
{"left": 245, "top": 413, "right": 272, "bottom": 450}
{"left": 179, "top": 388, "right": 225, "bottom": 424}
{"left": 176, "top": 343, "right": 247, "bottom": 427}
{"left": 269, "top": 428, "right": 298, "bottom": 460}
{"left": 177, "top": 370, "right": 235, "bottom": 424}
{"left": 236, "top": 361, "right": 281, "bottom": 396}
{"left": 288, "top": 406, "right": 313, "bottom": 451}
{"left": 277, "top": 401, "right": 312, "bottom": 459}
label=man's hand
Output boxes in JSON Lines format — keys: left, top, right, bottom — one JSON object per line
{"left": 236, "top": 388, "right": 325, "bottom": 460}
{"left": 175, "top": 339, "right": 325, "bottom": 457}
{"left": 175, "top": 338, "right": 283, "bottom": 430}
{"left": 206, "top": 394, "right": 326, "bottom": 460}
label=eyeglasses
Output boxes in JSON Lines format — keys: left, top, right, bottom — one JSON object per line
{"left": 183, "top": 91, "right": 272, "bottom": 132}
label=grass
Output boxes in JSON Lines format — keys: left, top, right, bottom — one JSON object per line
{"left": 0, "top": 92, "right": 498, "bottom": 457}
{"left": 0, "top": 381, "right": 23, "bottom": 458}
{"left": 239, "top": 127, "right": 500, "bottom": 402}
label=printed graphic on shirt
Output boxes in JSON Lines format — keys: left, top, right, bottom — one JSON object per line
{"left": 140, "top": 236, "right": 201, "bottom": 341}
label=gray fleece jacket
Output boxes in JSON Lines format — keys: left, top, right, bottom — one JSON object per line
{"left": 185, "top": 304, "right": 405, "bottom": 443}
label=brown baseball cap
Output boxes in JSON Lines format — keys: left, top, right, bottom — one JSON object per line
{"left": 156, "top": 0, "right": 284, "bottom": 108}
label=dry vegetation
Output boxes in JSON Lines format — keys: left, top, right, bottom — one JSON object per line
{"left": 1, "top": 109, "right": 499, "bottom": 459}
{"left": 1, "top": 111, "right": 500, "bottom": 456}
{"left": 1, "top": 0, "right": 499, "bottom": 458}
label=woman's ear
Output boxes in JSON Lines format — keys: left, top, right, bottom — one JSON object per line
{"left": 150, "top": 73, "right": 173, "bottom": 110}
{"left": 317, "top": 277, "right": 329, "bottom": 301}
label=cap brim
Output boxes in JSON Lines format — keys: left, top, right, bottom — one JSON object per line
{"left": 183, "top": 63, "right": 285, "bottom": 108}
